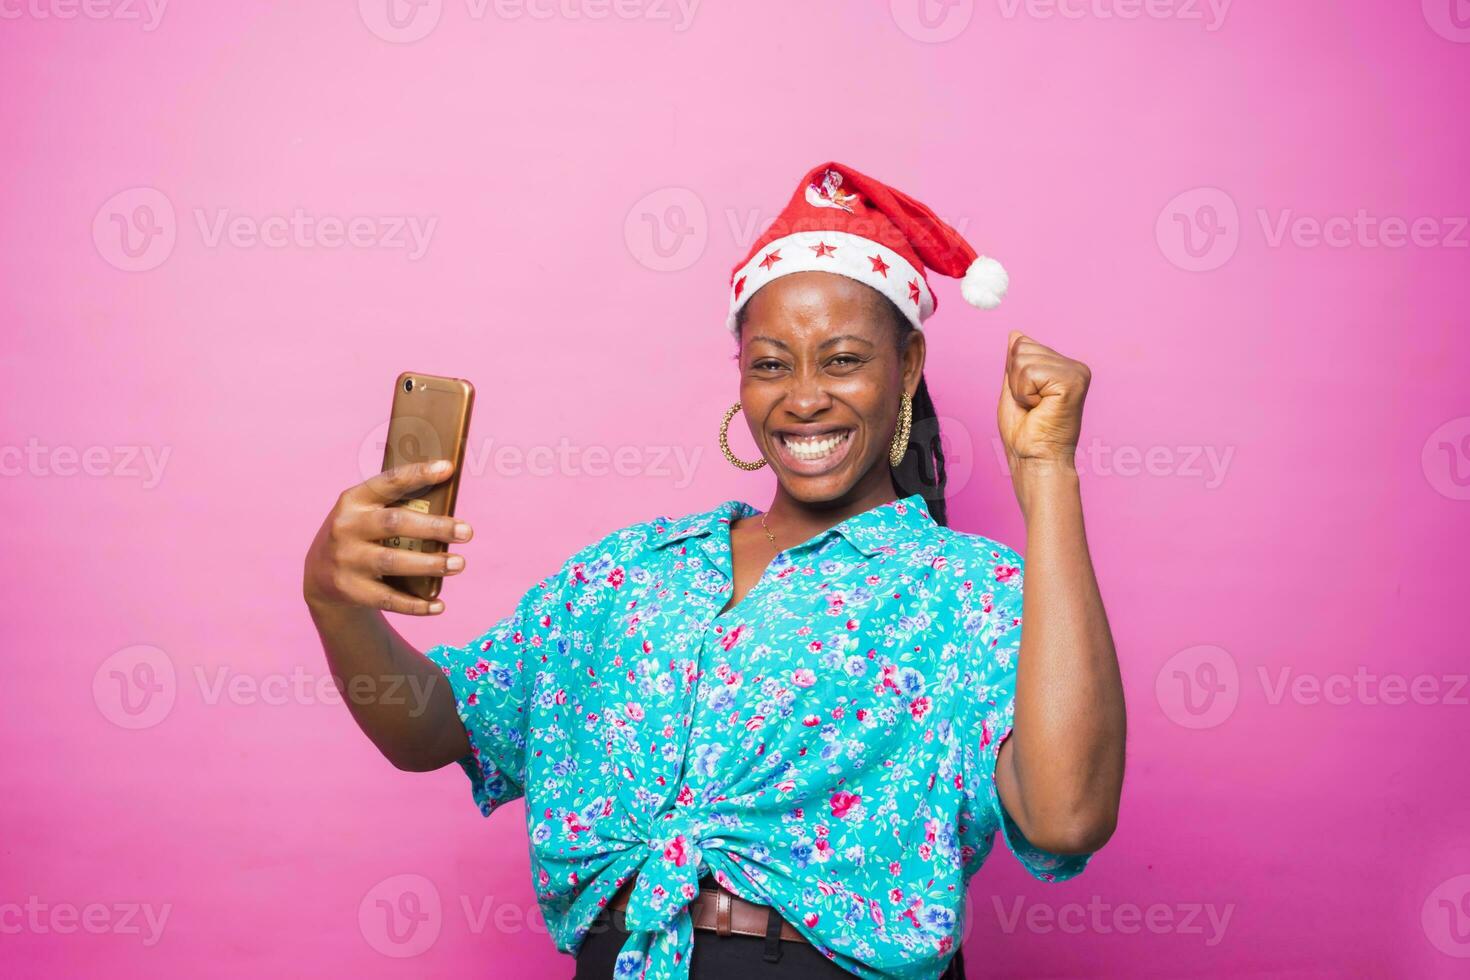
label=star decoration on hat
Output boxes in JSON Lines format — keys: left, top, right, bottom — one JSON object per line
{"left": 810, "top": 241, "right": 837, "bottom": 258}
{"left": 733, "top": 275, "right": 746, "bottom": 300}
{"left": 868, "top": 254, "right": 890, "bottom": 277}
{"left": 908, "top": 279, "right": 922, "bottom": 304}
{"left": 759, "top": 249, "right": 783, "bottom": 271}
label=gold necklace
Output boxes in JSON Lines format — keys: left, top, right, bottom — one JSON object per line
{"left": 759, "top": 512, "right": 775, "bottom": 544}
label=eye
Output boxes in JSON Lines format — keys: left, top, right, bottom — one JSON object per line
{"left": 828, "top": 353, "right": 864, "bottom": 369}
{"left": 751, "top": 358, "right": 785, "bottom": 372}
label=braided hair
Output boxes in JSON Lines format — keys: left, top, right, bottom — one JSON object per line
{"left": 733, "top": 291, "right": 950, "bottom": 527}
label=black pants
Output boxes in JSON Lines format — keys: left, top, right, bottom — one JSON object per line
{"left": 573, "top": 903, "right": 967, "bottom": 979}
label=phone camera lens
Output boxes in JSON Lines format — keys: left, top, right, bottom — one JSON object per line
{"left": 403, "top": 378, "right": 414, "bottom": 393}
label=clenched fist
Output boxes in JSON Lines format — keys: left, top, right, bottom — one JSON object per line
{"left": 997, "top": 330, "right": 1092, "bottom": 475}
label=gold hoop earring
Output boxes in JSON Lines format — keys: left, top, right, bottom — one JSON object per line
{"left": 889, "top": 391, "right": 913, "bottom": 468}
{"left": 719, "top": 401, "right": 768, "bottom": 471}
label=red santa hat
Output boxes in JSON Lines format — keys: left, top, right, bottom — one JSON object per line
{"left": 726, "top": 161, "right": 1008, "bottom": 334}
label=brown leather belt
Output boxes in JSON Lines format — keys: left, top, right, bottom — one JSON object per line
{"left": 609, "top": 882, "right": 807, "bottom": 944}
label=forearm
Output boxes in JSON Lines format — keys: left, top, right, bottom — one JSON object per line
{"left": 1003, "top": 463, "right": 1126, "bottom": 851}
{"left": 307, "top": 599, "right": 469, "bottom": 771}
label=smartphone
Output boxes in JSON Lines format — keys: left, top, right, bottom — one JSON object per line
{"left": 379, "top": 371, "right": 475, "bottom": 601}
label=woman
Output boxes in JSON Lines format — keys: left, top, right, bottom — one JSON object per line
{"left": 303, "top": 162, "right": 1126, "bottom": 979}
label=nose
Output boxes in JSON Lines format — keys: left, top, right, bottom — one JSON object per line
{"left": 780, "top": 365, "right": 833, "bottom": 419}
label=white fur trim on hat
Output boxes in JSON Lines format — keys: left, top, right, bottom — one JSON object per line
{"left": 960, "top": 255, "right": 1008, "bottom": 310}
{"left": 726, "top": 230, "right": 934, "bottom": 334}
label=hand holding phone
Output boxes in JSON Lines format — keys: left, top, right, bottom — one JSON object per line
{"left": 378, "top": 373, "right": 475, "bottom": 601}
{"left": 302, "top": 372, "right": 475, "bottom": 616}
{"left": 303, "top": 458, "right": 472, "bottom": 616}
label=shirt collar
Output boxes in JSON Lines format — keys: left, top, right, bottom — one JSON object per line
{"left": 650, "top": 492, "right": 936, "bottom": 558}
{"left": 650, "top": 499, "right": 757, "bottom": 550}
{"left": 823, "top": 492, "right": 938, "bottom": 557}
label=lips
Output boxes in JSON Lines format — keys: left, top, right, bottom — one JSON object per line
{"left": 771, "top": 427, "right": 855, "bottom": 475}
{"left": 780, "top": 430, "right": 851, "bottom": 459}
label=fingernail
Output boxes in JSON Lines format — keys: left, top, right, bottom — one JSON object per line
{"left": 431, "top": 459, "right": 451, "bottom": 473}
{"left": 428, "top": 601, "right": 444, "bottom": 614}
{"left": 445, "top": 555, "right": 465, "bottom": 572}
{"left": 453, "top": 523, "right": 471, "bottom": 541}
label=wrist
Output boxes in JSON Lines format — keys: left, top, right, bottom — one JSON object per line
{"left": 1010, "top": 455, "right": 1081, "bottom": 520}
{"left": 305, "top": 591, "right": 366, "bottom": 622}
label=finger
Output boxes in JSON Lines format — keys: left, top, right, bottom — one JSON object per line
{"left": 1001, "top": 335, "right": 1020, "bottom": 406}
{"left": 331, "top": 572, "right": 446, "bottom": 615}
{"left": 1004, "top": 333, "right": 1034, "bottom": 407}
{"left": 374, "top": 505, "right": 472, "bottom": 545}
{"left": 1009, "top": 332, "right": 1060, "bottom": 361}
{"left": 357, "top": 458, "right": 455, "bottom": 506}
{"left": 366, "top": 581, "right": 445, "bottom": 617}
{"left": 1007, "top": 355, "right": 1046, "bottom": 411}
{"left": 358, "top": 542, "right": 467, "bottom": 580}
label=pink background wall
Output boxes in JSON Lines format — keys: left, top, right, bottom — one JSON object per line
{"left": 3, "top": 2, "right": 1468, "bottom": 976}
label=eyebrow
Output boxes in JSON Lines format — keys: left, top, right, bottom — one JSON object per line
{"left": 748, "top": 334, "right": 875, "bottom": 351}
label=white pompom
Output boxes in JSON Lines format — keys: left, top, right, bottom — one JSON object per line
{"left": 960, "top": 255, "right": 1008, "bottom": 310}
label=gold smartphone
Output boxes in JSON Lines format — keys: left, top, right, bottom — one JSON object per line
{"left": 379, "top": 371, "right": 475, "bottom": 601}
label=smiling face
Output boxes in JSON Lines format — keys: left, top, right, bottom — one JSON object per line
{"left": 736, "top": 271, "right": 925, "bottom": 507}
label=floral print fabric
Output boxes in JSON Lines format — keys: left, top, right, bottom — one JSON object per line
{"left": 424, "top": 492, "right": 1091, "bottom": 980}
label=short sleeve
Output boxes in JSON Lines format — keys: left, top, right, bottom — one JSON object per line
{"left": 968, "top": 544, "right": 1094, "bottom": 882}
{"left": 424, "top": 542, "right": 602, "bottom": 817}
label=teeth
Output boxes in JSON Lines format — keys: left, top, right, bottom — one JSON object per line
{"left": 782, "top": 431, "right": 851, "bottom": 459}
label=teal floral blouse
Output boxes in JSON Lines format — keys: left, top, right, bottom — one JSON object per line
{"left": 425, "top": 492, "right": 1092, "bottom": 980}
